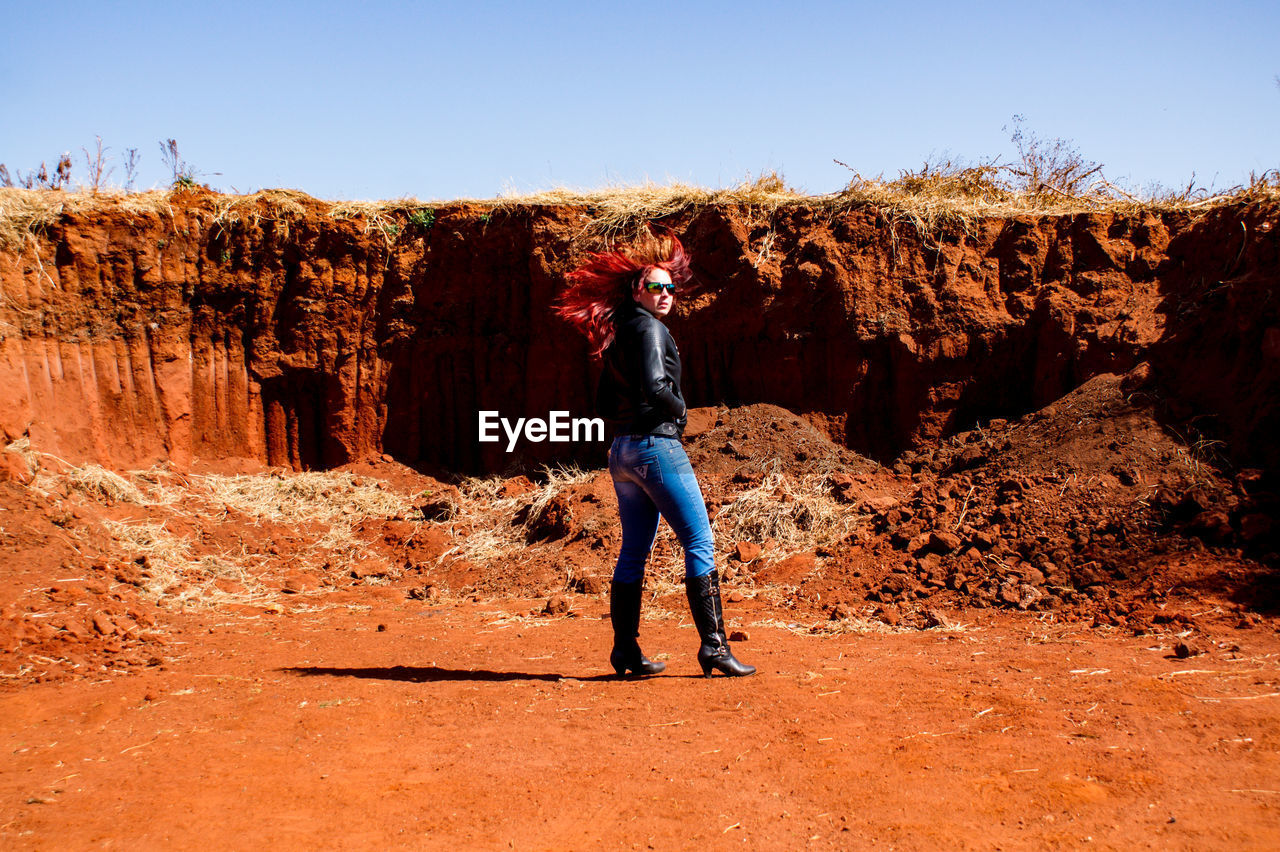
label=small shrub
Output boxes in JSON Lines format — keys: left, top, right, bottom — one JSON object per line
{"left": 81, "top": 136, "right": 114, "bottom": 194}
{"left": 1005, "top": 114, "right": 1103, "bottom": 197}
{"left": 0, "top": 154, "right": 73, "bottom": 190}
{"left": 408, "top": 208, "right": 436, "bottom": 232}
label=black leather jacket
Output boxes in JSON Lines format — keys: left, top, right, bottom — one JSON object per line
{"left": 596, "top": 300, "right": 687, "bottom": 437}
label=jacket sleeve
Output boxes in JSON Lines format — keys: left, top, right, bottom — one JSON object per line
{"left": 639, "top": 321, "right": 686, "bottom": 419}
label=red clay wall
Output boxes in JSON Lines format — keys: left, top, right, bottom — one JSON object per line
{"left": 1, "top": 190, "right": 1276, "bottom": 473}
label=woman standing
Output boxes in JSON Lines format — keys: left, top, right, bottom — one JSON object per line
{"left": 556, "top": 231, "right": 754, "bottom": 678}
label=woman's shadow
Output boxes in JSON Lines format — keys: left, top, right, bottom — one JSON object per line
{"left": 280, "top": 665, "right": 630, "bottom": 683}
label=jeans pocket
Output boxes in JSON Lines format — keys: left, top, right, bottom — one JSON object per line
{"left": 662, "top": 441, "right": 693, "bottom": 475}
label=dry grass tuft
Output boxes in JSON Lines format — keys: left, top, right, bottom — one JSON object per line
{"left": 195, "top": 470, "right": 418, "bottom": 576}
{"left": 3, "top": 437, "right": 40, "bottom": 472}
{"left": 101, "top": 519, "right": 272, "bottom": 608}
{"left": 495, "top": 172, "right": 804, "bottom": 242}
{"left": 44, "top": 464, "right": 420, "bottom": 606}
{"left": 211, "top": 189, "right": 311, "bottom": 238}
{"left": 199, "top": 470, "right": 412, "bottom": 527}
{"left": 830, "top": 161, "right": 1280, "bottom": 239}
{"left": 715, "top": 465, "right": 862, "bottom": 559}
{"left": 0, "top": 187, "right": 176, "bottom": 249}
{"left": 65, "top": 465, "right": 151, "bottom": 505}
{"left": 442, "top": 464, "right": 597, "bottom": 570}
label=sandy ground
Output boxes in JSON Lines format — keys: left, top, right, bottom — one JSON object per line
{"left": 2, "top": 591, "right": 1278, "bottom": 851}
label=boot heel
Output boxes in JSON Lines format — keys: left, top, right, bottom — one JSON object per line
{"left": 700, "top": 662, "right": 713, "bottom": 677}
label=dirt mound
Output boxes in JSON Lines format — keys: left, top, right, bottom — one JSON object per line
{"left": 796, "top": 372, "right": 1279, "bottom": 628}
{"left": 684, "top": 402, "right": 876, "bottom": 480}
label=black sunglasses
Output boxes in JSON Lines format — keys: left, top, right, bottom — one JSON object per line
{"left": 643, "top": 280, "right": 677, "bottom": 294}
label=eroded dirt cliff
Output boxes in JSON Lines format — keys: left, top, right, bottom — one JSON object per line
{"left": 1, "top": 189, "right": 1277, "bottom": 475}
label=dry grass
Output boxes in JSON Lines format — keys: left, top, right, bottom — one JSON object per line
{"left": 492, "top": 172, "right": 803, "bottom": 242}
{"left": 3, "top": 437, "right": 39, "bottom": 474}
{"left": 715, "top": 465, "right": 862, "bottom": 559}
{"left": 199, "top": 469, "right": 412, "bottom": 527}
{"left": 101, "top": 519, "right": 272, "bottom": 608}
{"left": 441, "top": 464, "right": 597, "bottom": 569}
{"left": 65, "top": 465, "right": 151, "bottom": 505}
{"left": 40, "top": 463, "right": 421, "bottom": 607}
{"left": 0, "top": 187, "right": 175, "bottom": 249}
{"left": 831, "top": 163, "right": 1280, "bottom": 238}
{"left": 8, "top": 166, "right": 1273, "bottom": 253}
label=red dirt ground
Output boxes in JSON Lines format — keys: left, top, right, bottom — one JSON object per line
{"left": 2, "top": 598, "right": 1278, "bottom": 849}
{"left": 3, "top": 383, "right": 1279, "bottom": 849}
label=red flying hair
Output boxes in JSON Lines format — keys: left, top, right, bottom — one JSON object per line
{"left": 554, "top": 230, "right": 693, "bottom": 357}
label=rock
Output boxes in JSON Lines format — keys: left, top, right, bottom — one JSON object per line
{"left": 829, "top": 603, "right": 853, "bottom": 621}
{"left": 0, "top": 451, "right": 34, "bottom": 485}
{"left": 948, "top": 445, "right": 988, "bottom": 472}
{"left": 881, "top": 574, "right": 912, "bottom": 597}
{"left": 861, "top": 494, "right": 899, "bottom": 513}
{"left": 1174, "top": 488, "right": 1213, "bottom": 519}
{"left": 526, "top": 493, "right": 576, "bottom": 542}
{"left": 828, "top": 473, "right": 860, "bottom": 503}
{"left": 997, "top": 581, "right": 1024, "bottom": 606}
{"left": 350, "top": 560, "right": 387, "bottom": 580}
{"left": 1120, "top": 361, "right": 1153, "bottom": 393}
{"left": 729, "top": 629, "right": 750, "bottom": 642}
{"left": 1019, "top": 566, "right": 1046, "bottom": 585}
{"left": 1174, "top": 640, "right": 1201, "bottom": 659}
{"left": 728, "top": 590, "right": 745, "bottom": 603}
{"left": 919, "top": 608, "right": 946, "bottom": 628}
{"left": 407, "top": 584, "right": 440, "bottom": 601}
{"left": 1186, "top": 510, "right": 1233, "bottom": 543}
{"left": 876, "top": 605, "right": 901, "bottom": 626}
{"left": 543, "top": 595, "right": 569, "bottom": 615}
{"left": 1235, "top": 469, "right": 1265, "bottom": 495}
{"left": 928, "top": 530, "right": 961, "bottom": 553}
{"left": 735, "top": 541, "right": 762, "bottom": 563}
{"left": 380, "top": 453, "right": 395, "bottom": 463}
{"left": 1015, "top": 584, "right": 1043, "bottom": 610}
{"left": 906, "top": 533, "right": 931, "bottom": 554}
{"left": 498, "top": 475, "right": 535, "bottom": 499}
{"left": 1235, "top": 613, "right": 1260, "bottom": 629}
{"left": 1239, "top": 513, "right": 1273, "bottom": 542}
{"left": 574, "top": 575, "right": 604, "bottom": 595}
{"left": 91, "top": 613, "right": 117, "bottom": 635}
{"left": 1071, "top": 561, "right": 1106, "bottom": 587}
{"left": 891, "top": 522, "right": 923, "bottom": 548}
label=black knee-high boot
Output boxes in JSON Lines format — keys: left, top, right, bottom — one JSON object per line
{"left": 609, "top": 580, "right": 665, "bottom": 676}
{"left": 684, "top": 572, "right": 756, "bottom": 677}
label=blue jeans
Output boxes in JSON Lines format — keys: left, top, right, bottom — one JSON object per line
{"left": 608, "top": 434, "right": 714, "bottom": 583}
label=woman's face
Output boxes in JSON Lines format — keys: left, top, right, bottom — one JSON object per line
{"left": 633, "top": 268, "right": 675, "bottom": 318}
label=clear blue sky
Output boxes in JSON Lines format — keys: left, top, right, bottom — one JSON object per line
{"left": 2, "top": 0, "right": 1276, "bottom": 200}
